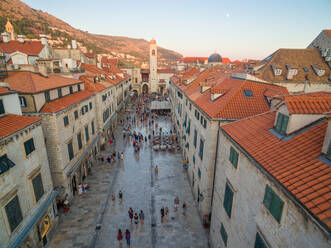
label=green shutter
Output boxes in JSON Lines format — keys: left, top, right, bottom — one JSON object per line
{"left": 263, "top": 185, "right": 273, "bottom": 209}
{"left": 220, "top": 223, "right": 228, "bottom": 246}
{"left": 254, "top": 232, "right": 268, "bottom": 248}
{"left": 77, "top": 133, "right": 82, "bottom": 150}
{"left": 5, "top": 196, "right": 23, "bottom": 232}
{"left": 275, "top": 113, "right": 283, "bottom": 132}
{"left": 194, "top": 130, "right": 197, "bottom": 147}
{"left": 229, "top": 147, "right": 238, "bottom": 168}
{"left": 223, "top": 183, "right": 234, "bottom": 218}
{"left": 85, "top": 126, "right": 89, "bottom": 142}
{"left": 0, "top": 99, "right": 4, "bottom": 114}
{"left": 68, "top": 142, "right": 74, "bottom": 160}
{"left": 280, "top": 115, "right": 289, "bottom": 135}
{"left": 92, "top": 121, "right": 95, "bottom": 135}
{"left": 327, "top": 143, "right": 331, "bottom": 159}
{"left": 32, "top": 173, "right": 44, "bottom": 202}
{"left": 24, "top": 139, "right": 35, "bottom": 156}
{"left": 270, "top": 194, "right": 284, "bottom": 223}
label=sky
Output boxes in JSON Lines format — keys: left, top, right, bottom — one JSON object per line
{"left": 22, "top": 0, "right": 331, "bottom": 60}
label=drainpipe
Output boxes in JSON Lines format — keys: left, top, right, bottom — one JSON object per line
{"left": 210, "top": 120, "right": 220, "bottom": 220}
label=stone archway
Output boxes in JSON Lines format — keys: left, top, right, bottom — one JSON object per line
{"left": 142, "top": 84, "right": 148, "bottom": 94}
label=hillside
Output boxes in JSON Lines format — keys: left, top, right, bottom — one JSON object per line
{"left": 0, "top": 0, "right": 182, "bottom": 65}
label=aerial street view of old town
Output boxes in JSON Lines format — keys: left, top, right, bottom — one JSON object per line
{"left": 0, "top": 0, "right": 330, "bottom": 247}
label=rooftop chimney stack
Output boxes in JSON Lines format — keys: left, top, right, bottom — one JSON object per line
{"left": 37, "top": 60, "right": 48, "bottom": 77}
{"left": 1, "top": 32, "right": 10, "bottom": 43}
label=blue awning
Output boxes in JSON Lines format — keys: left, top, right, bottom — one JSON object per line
{"left": 8, "top": 191, "right": 58, "bottom": 248}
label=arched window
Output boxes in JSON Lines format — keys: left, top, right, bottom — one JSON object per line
{"left": 19, "top": 96, "right": 27, "bottom": 107}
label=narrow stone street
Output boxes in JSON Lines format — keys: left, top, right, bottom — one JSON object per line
{"left": 48, "top": 101, "right": 209, "bottom": 248}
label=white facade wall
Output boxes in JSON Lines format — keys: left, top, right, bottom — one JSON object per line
{"left": 0, "top": 93, "right": 22, "bottom": 115}
{"left": 210, "top": 132, "right": 330, "bottom": 248}
{"left": 275, "top": 82, "right": 331, "bottom": 94}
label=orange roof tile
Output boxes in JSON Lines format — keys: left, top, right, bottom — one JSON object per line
{"left": 323, "top": 30, "right": 331, "bottom": 39}
{"left": 84, "top": 53, "right": 95, "bottom": 58}
{"left": 0, "top": 114, "right": 41, "bottom": 139}
{"left": 80, "top": 75, "right": 106, "bottom": 93}
{"left": 179, "top": 57, "right": 208, "bottom": 64}
{"left": 40, "top": 90, "right": 93, "bottom": 113}
{"left": 0, "top": 87, "right": 10, "bottom": 95}
{"left": 221, "top": 111, "right": 331, "bottom": 230}
{"left": 0, "top": 40, "right": 44, "bottom": 56}
{"left": 5, "top": 71, "right": 81, "bottom": 93}
{"left": 285, "top": 92, "right": 331, "bottom": 114}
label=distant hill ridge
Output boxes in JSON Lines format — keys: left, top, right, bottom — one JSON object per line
{"left": 0, "top": 0, "right": 182, "bottom": 65}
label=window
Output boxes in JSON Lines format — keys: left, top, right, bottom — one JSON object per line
{"left": 0, "top": 99, "right": 4, "bottom": 114}
{"left": 275, "top": 113, "right": 289, "bottom": 135}
{"left": 186, "top": 119, "right": 191, "bottom": 135}
{"left": 0, "top": 154, "right": 15, "bottom": 175}
{"left": 199, "top": 139, "right": 204, "bottom": 160}
{"left": 203, "top": 119, "right": 207, "bottom": 129}
{"left": 24, "top": 138, "right": 35, "bottom": 156}
{"left": 198, "top": 168, "right": 201, "bottom": 178}
{"left": 91, "top": 121, "right": 95, "bottom": 135}
{"left": 19, "top": 96, "right": 27, "bottom": 107}
{"left": 58, "top": 88, "right": 62, "bottom": 98}
{"left": 243, "top": 89, "right": 253, "bottom": 97}
{"left": 220, "top": 223, "right": 228, "bottom": 246}
{"left": 189, "top": 103, "right": 192, "bottom": 111}
{"left": 67, "top": 141, "right": 74, "bottom": 160}
{"left": 89, "top": 102, "right": 92, "bottom": 110}
{"left": 193, "top": 130, "right": 197, "bottom": 148}
{"left": 327, "top": 143, "right": 331, "bottom": 160}
{"left": 45, "top": 91, "right": 50, "bottom": 102}
{"left": 77, "top": 84, "right": 81, "bottom": 91}
{"left": 223, "top": 182, "right": 234, "bottom": 218}
{"left": 85, "top": 126, "right": 89, "bottom": 142}
{"left": 193, "top": 155, "right": 195, "bottom": 164}
{"left": 254, "top": 232, "right": 268, "bottom": 248}
{"left": 263, "top": 185, "right": 284, "bottom": 223}
{"left": 77, "top": 133, "right": 82, "bottom": 150}
{"left": 32, "top": 173, "right": 44, "bottom": 202}
{"left": 63, "top": 116, "right": 69, "bottom": 127}
{"left": 5, "top": 196, "right": 23, "bottom": 232}
{"left": 69, "top": 86, "right": 73, "bottom": 94}
{"left": 229, "top": 146, "right": 239, "bottom": 168}
{"left": 303, "top": 67, "right": 309, "bottom": 72}
{"left": 74, "top": 110, "right": 78, "bottom": 120}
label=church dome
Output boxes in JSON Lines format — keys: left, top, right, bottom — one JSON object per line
{"left": 208, "top": 53, "right": 222, "bottom": 63}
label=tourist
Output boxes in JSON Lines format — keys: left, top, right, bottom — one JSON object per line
{"left": 128, "top": 207, "right": 134, "bottom": 223}
{"left": 183, "top": 202, "right": 187, "bottom": 216}
{"left": 174, "top": 196, "right": 179, "bottom": 211}
{"left": 117, "top": 229, "right": 123, "bottom": 246}
{"left": 107, "top": 156, "right": 111, "bottom": 164}
{"left": 134, "top": 213, "right": 139, "bottom": 229}
{"left": 121, "top": 152, "right": 124, "bottom": 160}
{"left": 139, "top": 210, "right": 145, "bottom": 225}
{"left": 111, "top": 192, "right": 116, "bottom": 206}
{"left": 160, "top": 206, "right": 165, "bottom": 223}
{"left": 125, "top": 229, "right": 131, "bottom": 247}
{"left": 78, "top": 183, "right": 83, "bottom": 195}
{"left": 119, "top": 190, "right": 123, "bottom": 203}
{"left": 165, "top": 207, "right": 169, "bottom": 222}
{"left": 154, "top": 166, "right": 158, "bottom": 175}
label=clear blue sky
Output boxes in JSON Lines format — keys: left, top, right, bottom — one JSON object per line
{"left": 22, "top": 0, "right": 331, "bottom": 60}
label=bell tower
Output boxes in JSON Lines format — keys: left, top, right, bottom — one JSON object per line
{"left": 149, "top": 39, "right": 158, "bottom": 93}
{"left": 5, "top": 19, "right": 15, "bottom": 41}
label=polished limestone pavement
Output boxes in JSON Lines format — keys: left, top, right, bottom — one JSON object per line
{"left": 48, "top": 105, "right": 209, "bottom": 248}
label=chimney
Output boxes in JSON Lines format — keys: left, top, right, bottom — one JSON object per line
{"left": 17, "top": 35, "right": 25, "bottom": 43}
{"left": 39, "top": 34, "right": 48, "bottom": 45}
{"left": 72, "top": 40, "right": 77, "bottom": 49}
{"left": 37, "top": 60, "right": 48, "bottom": 77}
{"left": 1, "top": 32, "right": 10, "bottom": 43}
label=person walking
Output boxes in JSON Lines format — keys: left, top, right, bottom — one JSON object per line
{"left": 125, "top": 229, "right": 131, "bottom": 247}
{"left": 183, "top": 202, "right": 187, "bottom": 216}
{"left": 117, "top": 229, "right": 123, "bottom": 247}
{"left": 139, "top": 210, "right": 145, "bottom": 226}
{"left": 160, "top": 206, "right": 165, "bottom": 223}
{"left": 128, "top": 208, "right": 133, "bottom": 223}
{"left": 134, "top": 213, "right": 139, "bottom": 229}
{"left": 165, "top": 207, "right": 169, "bottom": 222}
{"left": 107, "top": 156, "right": 111, "bottom": 164}
{"left": 119, "top": 191, "right": 123, "bottom": 204}
{"left": 111, "top": 192, "right": 116, "bottom": 206}
{"left": 174, "top": 196, "right": 179, "bottom": 211}
{"left": 154, "top": 166, "right": 158, "bottom": 175}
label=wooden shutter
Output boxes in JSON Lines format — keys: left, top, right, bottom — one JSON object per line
{"left": 85, "top": 126, "right": 89, "bottom": 142}
{"left": 220, "top": 223, "right": 228, "bottom": 246}
{"left": 68, "top": 142, "right": 74, "bottom": 160}
{"left": 92, "top": 121, "right": 95, "bottom": 135}
{"left": 275, "top": 113, "right": 283, "bottom": 132}
{"left": 280, "top": 115, "right": 289, "bottom": 135}
{"left": 263, "top": 185, "right": 273, "bottom": 209}
{"left": 77, "top": 133, "right": 82, "bottom": 150}
{"left": 32, "top": 173, "right": 44, "bottom": 202}
{"left": 270, "top": 193, "right": 284, "bottom": 223}
{"left": 24, "top": 139, "right": 35, "bottom": 156}
{"left": 5, "top": 196, "right": 23, "bottom": 232}
{"left": 0, "top": 99, "right": 5, "bottom": 114}
{"left": 223, "top": 183, "right": 234, "bottom": 218}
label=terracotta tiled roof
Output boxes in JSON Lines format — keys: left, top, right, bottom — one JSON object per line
{"left": 157, "top": 68, "right": 174, "bottom": 74}
{"left": 84, "top": 53, "right": 95, "bottom": 58}
{"left": 253, "top": 48, "right": 331, "bottom": 83}
{"left": 222, "top": 57, "right": 231, "bottom": 64}
{"left": 285, "top": 92, "right": 331, "bottom": 114}
{"left": 40, "top": 90, "right": 93, "bottom": 113}
{"left": 179, "top": 57, "right": 208, "bottom": 64}
{"left": 263, "top": 88, "right": 286, "bottom": 100}
{"left": 0, "top": 87, "right": 10, "bottom": 95}
{"left": 0, "top": 114, "right": 41, "bottom": 140}
{"left": 323, "top": 30, "right": 331, "bottom": 39}
{"left": 221, "top": 111, "right": 331, "bottom": 230}
{"left": 5, "top": 71, "right": 81, "bottom": 93}
{"left": 0, "top": 40, "right": 44, "bottom": 56}
{"left": 80, "top": 75, "right": 106, "bottom": 92}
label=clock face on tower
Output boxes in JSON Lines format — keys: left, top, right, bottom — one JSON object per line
{"left": 152, "top": 49, "right": 155, "bottom": 56}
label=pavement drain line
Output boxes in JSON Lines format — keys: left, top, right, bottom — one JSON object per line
{"left": 88, "top": 157, "right": 121, "bottom": 248}
{"left": 150, "top": 138, "right": 157, "bottom": 248}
